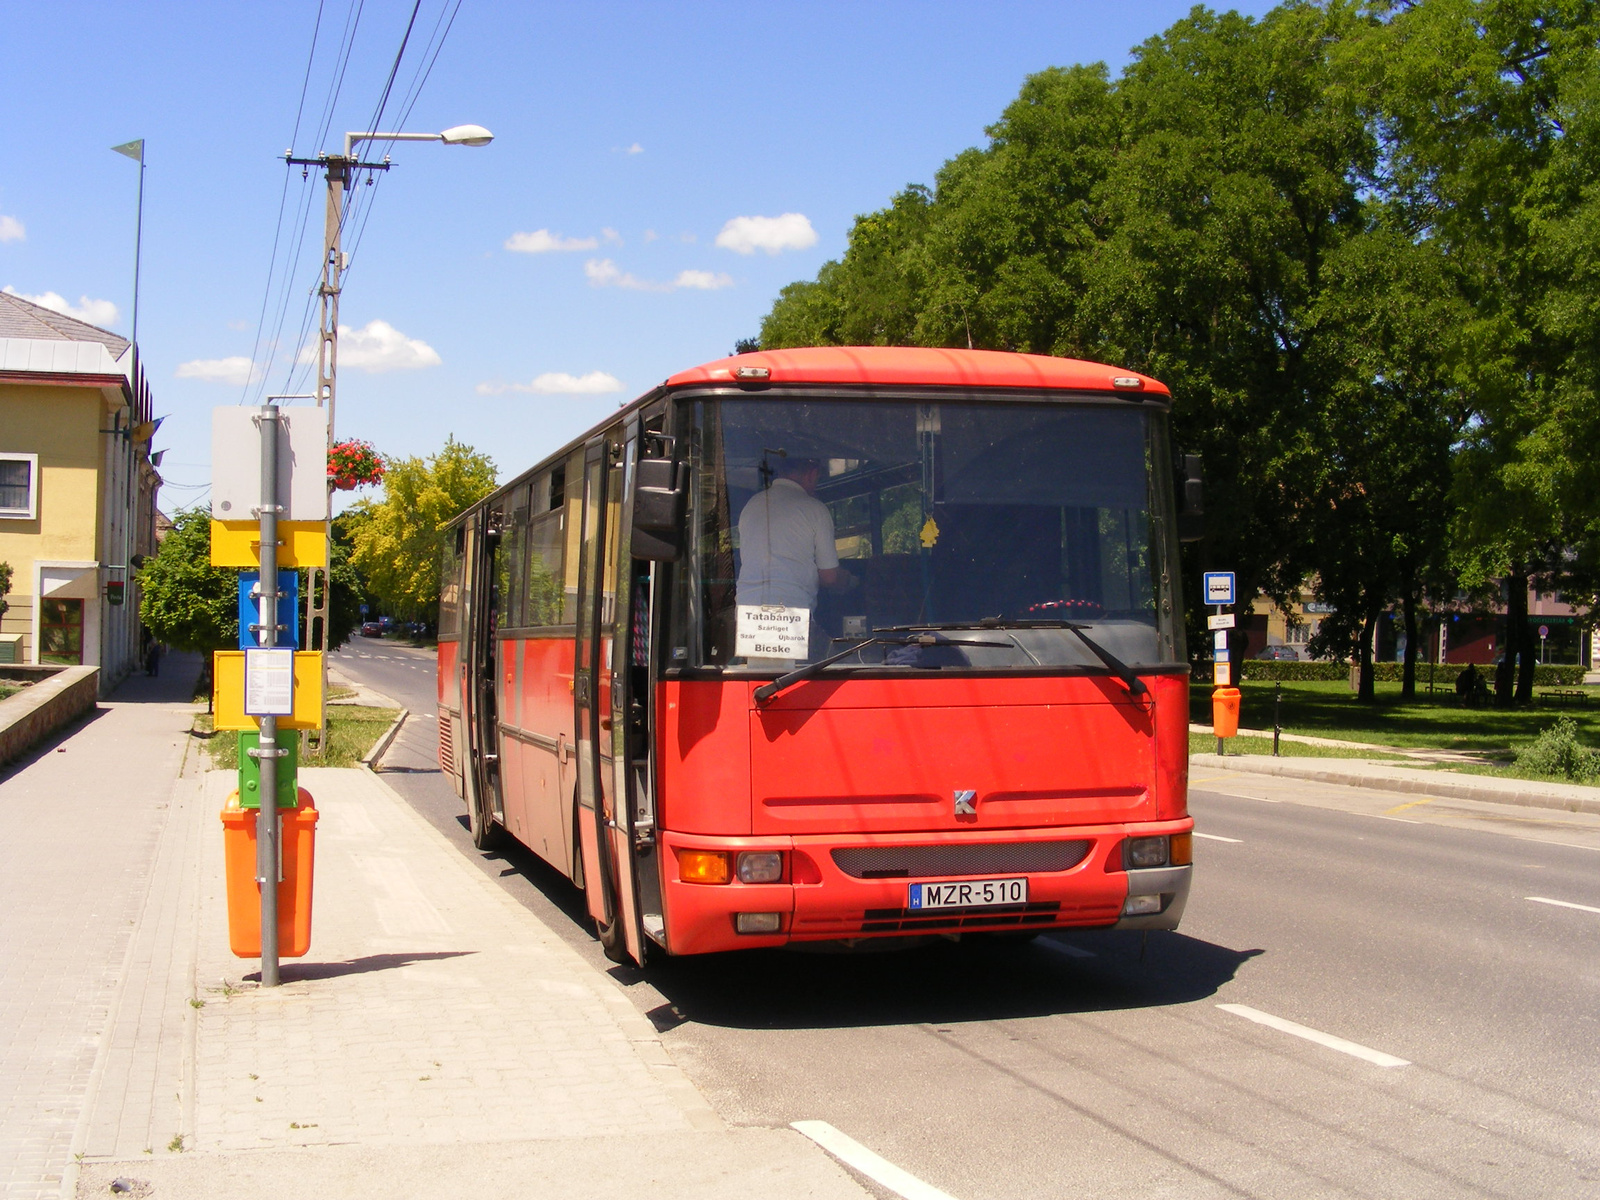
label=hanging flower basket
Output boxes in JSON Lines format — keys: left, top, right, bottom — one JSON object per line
{"left": 328, "top": 439, "right": 385, "bottom": 491}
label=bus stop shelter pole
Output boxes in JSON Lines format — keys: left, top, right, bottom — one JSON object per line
{"left": 255, "top": 403, "right": 282, "bottom": 988}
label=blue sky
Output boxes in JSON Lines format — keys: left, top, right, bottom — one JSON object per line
{"left": 1, "top": 1, "right": 1274, "bottom": 511}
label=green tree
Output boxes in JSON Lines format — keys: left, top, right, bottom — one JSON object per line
{"left": 137, "top": 508, "right": 238, "bottom": 696}
{"left": 0, "top": 560, "right": 11, "bottom": 622}
{"left": 1371, "top": 0, "right": 1600, "bottom": 704}
{"left": 347, "top": 437, "right": 497, "bottom": 624}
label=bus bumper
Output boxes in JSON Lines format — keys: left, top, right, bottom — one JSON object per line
{"left": 1112, "top": 865, "right": 1191, "bottom": 931}
{"left": 659, "top": 821, "right": 1193, "bottom": 956}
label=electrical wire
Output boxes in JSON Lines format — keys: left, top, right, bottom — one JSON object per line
{"left": 238, "top": 0, "right": 327, "bottom": 405}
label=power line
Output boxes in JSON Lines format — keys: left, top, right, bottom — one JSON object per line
{"left": 238, "top": 1, "right": 325, "bottom": 405}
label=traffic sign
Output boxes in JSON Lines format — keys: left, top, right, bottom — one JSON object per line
{"left": 1539, "top": 625, "right": 1549, "bottom": 639}
{"left": 1203, "top": 571, "right": 1235, "bottom": 605}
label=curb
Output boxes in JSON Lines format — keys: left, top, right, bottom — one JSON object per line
{"left": 359, "top": 707, "right": 408, "bottom": 768}
{"left": 1198, "top": 754, "right": 1600, "bottom": 816}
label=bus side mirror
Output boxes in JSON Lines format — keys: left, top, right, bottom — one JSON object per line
{"left": 1178, "top": 454, "right": 1204, "bottom": 543}
{"left": 633, "top": 454, "right": 687, "bottom": 561}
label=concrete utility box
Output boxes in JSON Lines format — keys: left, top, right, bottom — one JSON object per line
{"left": 210, "top": 406, "right": 329, "bottom": 522}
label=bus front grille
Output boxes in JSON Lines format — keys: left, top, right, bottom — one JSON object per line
{"left": 831, "top": 840, "right": 1091, "bottom": 880}
{"left": 859, "top": 901, "right": 1062, "bottom": 933}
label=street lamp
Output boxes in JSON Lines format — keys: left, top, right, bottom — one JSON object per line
{"left": 283, "top": 125, "right": 492, "bottom": 745}
{"left": 292, "top": 124, "right": 495, "bottom": 437}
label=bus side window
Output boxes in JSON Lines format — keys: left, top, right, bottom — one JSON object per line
{"left": 439, "top": 525, "right": 464, "bottom": 638}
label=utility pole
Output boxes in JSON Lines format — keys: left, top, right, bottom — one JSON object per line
{"left": 283, "top": 126, "right": 491, "bottom": 739}
{"left": 284, "top": 148, "right": 389, "bottom": 744}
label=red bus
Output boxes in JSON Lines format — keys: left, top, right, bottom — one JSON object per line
{"left": 438, "top": 346, "right": 1196, "bottom": 965}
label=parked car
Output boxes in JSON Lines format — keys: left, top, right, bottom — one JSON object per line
{"left": 360, "top": 621, "right": 382, "bottom": 637}
{"left": 1256, "top": 645, "right": 1299, "bottom": 661}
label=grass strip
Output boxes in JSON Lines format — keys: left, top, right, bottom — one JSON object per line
{"left": 1190, "top": 679, "right": 1600, "bottom": 753}
{"left": 1189, "top": 732, "right": 1411, "bottom": 761}
{"left": 192, "top": 705, "right": 400, "bottom": 771}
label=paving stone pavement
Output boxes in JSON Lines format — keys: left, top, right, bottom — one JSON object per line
{"left": 0, "top": 656, "right": 202, "bottom": 1200}
{"left": 183, "top": 766, "right": 716, "bottom": 1151}
{"left": 4, "top": 654, "right": 866, "bottom": 1199}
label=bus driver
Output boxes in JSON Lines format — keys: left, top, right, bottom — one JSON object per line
{"left": 736, "top": 457, "right": 851, "bottom": 650}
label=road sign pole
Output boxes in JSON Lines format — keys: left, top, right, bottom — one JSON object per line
{"left": 255, "top": 404, "right": 282, "bottom": 988}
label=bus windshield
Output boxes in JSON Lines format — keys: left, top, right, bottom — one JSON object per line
{"left": 677, "top": 396, "right": 1185, "bottom": 673}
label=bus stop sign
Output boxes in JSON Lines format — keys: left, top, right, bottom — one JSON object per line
{"left": 1203, "top": 571, "right": 1235, "bottom": 606}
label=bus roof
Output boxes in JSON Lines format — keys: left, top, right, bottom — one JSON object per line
{"left": 665, "top": 346, "right": 1169, "bottom": 397}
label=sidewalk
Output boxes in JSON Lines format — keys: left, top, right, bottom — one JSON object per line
{"left": 10, "top": 671, "right": 867, "bottom": 1197}
{"left": 1193, "top": 745, "right": 1600, "bottom": 816}
{"left": 0, "top": 653, "right": 203, "bottom": 1200}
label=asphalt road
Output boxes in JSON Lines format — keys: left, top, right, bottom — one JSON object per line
{"left": 333, "top": 641, "right": 1600, "bottom": 1200}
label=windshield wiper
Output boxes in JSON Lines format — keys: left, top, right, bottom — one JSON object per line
{"left": 752, "top": 633, "right": 1012, "bottom": 705}
{"left": 877, "top": 618, "right": 1149, "bottom": 697}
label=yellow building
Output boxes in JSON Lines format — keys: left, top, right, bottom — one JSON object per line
{"left": 0, "top": 292, "right": 160, "bottom": 691}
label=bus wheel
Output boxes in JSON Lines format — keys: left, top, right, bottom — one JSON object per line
{"left": 467, "top": 785, "right": 501, "bottom": 851}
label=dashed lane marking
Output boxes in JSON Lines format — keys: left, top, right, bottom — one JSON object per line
{"left": 1217, "top": 1004, "right": 1410, "bottom": 1068}
{"left": 1193, "top": 831, "right": 1241, "bottom": 843}
{"left": 792, "top": 1120, "right": 962, "bottom": 1200}
{"left": 1526, "top": 896, "right": 1600, "bottom": 915}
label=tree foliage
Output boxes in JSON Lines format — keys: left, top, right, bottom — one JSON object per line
{"left": 757, "top": 0, "right": 1600, "bottom": 701}
{"left": 0, "top": 560, "right": 11, "bottom": 622}
{"left": 347, "top": 437, "right": 497, "bottom": 623}
{"left": 137, "top": 507, "right": 237, "bottom": 655}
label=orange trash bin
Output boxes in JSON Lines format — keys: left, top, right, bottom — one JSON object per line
{"left": 220, "top": 789, "right": 318, "bottom": 958}
{"left": 1212, "top": 687, "right": 1242, "bottom": 739}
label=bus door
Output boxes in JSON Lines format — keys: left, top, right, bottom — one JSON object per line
{"left": 467, "top": 506, "right": 506, "bottom": 836}
{"left": 574, "top": 433, "right": 645, "bottom": 964}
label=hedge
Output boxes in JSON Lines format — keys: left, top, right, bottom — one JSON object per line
{"left": 1199, "top": 660, "right": 1590, "bottom": 686}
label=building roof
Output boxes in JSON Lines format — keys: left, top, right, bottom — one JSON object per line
{"left": 665, "top": 346, "right": 1170, "bottom": 396}
{"left": 0, "top": 290, "right": 129, "bottom": 356}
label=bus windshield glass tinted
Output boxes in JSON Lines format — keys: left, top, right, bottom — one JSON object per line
{"left": 679, "top": 397, "right": 1184, "bottom": 671}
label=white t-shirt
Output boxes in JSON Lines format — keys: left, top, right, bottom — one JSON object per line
{"left": 736, "top": 478, "right": 839, "bottom": 609}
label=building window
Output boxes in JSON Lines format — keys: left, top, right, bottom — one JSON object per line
{"left": 40, "top": 598, "right": 84, "bottom": 665}
{"left": 0, "top": 453, "right": 38, "bottom": 519}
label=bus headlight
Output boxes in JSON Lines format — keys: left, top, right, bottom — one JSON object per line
{"left": 1122, "top": 894, "right": 1163, "bottom": 916}
{"left": 1125, "top": 836, "right": 1171, "bottom": 869}
{"left": 735, "top": 912, "right": 782, "bottom": 934}
{"left": 736, "top": 851, "right": 783, "bottom": 883}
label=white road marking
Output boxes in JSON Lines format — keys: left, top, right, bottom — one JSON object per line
{"left": 1040, "top": 939, "right": 1096, "bottom": 959}
{"left": 1526, "top": 896, "right": 1600, "bottom": 915}
{"left": 1193, "top": 831, "right": 1241, "bottom": 843}
{"left": 792, "top": 1120, "right": 961, "bottom": 1200}
{"left": 1216, "top": 1004, "right": 1410, "bottom": 1068}
{"left": 1372, "top": 815, "right": 1420, "bottom": 824}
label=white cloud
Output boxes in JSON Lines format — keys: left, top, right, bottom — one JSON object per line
{"left": 601, "top": 227, "right": 622, "bottom": 245}
{"left": 673, "top": 269, "right": 734, "bottom": 290}
{"left": 505, "top": 228, "right": 599, "bottom": 254}
{"left": 642, "top": 229, "right": 658, "bottom": 243}
{"left": 715, "top": 212, "right": 818, "bottom": 256}
{"left": 585, "top": 259, "right": 734, "bottom": 293}
{"left": 226, "top": 319, "right": 249, "bottom": 331}
{"left": 298, "top": 319, "right": 440, "bottom": 373}
{"left": 0, "top": 216, "right": 24, "bottom": 243}
{"left": 476, "top": 370, "right": 624, "bottom": 396}
{"left": 2, "top": 286, "right": 119, "bottom": 327}
{"left": 175, "top": 356, "right": 256, "bottom": 386}
{"left": 584, "top": 258, "right": 660, "bottom": 291}
{"left": 624, "top": 143, "right": 643, "bottom": 155}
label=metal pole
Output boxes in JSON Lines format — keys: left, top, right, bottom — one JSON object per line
{"left": 1273, "top": 681, "right": 1282, "bottom": 757}
{"left": 256, "top": 404, "right": 282, "bottom": 987}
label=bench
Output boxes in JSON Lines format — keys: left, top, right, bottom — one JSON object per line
{"left": 1537, "top": 689, "right": 1589, "bottom": 706}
